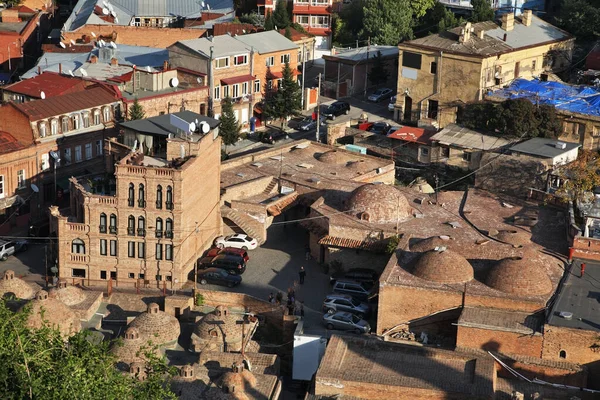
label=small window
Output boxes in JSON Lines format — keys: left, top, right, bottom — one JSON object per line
{"left": 100, "top": 239, "right": 107, "bottom": 256}
{"left": 82, "top": 112, "right": 90, "bottom": 128}
{"left": 156, "top": 243, "right": 163, "bottom": 260}
{"left": 17, "top": 169, "right": 26, "bottom": 189}
{"left": 165, "top": 218, "right": 173, "bottom": 238}
{"left": 441, "top": 147, "right": 449, "bottom": 158}
{"left": 39, "top": 122, "right": 47, "bottom": 138}
{"left": 109, "top": 214, "right": 117, "bottom": 234}
{"left": 532, "top": 59, "right": 537, "bottom": 70}
{"left": 420, "top": 147, "right": 429, "bottom": 156}
{"left": 156, "top": 185, "right": 163, "bottom": 209}
{"left": 280, "top": 53, "right": 290, "bottom": 64}
{"left": 156, "top": 217, "right": 163, "bottom": 238}
{"left": 430, "top": 62, "right": 437, "bottom": 74}
{"left": 165, "top": 244, "right": 173, "bottom": 260}
{"left": 51, "top": 119, "right": 58, "bottom": 135}
{"left": 215, "top": 57, "right": 229, "bottom": 69}
{"left": 62, "top": 117, "right": 69, "bottom": 133}
{"left": 137, "top": 216, "right": 145, "bottom": 236}
{"left": 72, "top": 114, "right": 80, "bottom": 130}
{"left": 110, "top": 240, "right": 117, "bottom": 256}
{"left": 75, "top": 146, "right": 82, "bottom": 162}
{"left": 266, "top": 56, "right": 274, "bottom": 67}
{"left": 137, "top": 242, "right": 145, "bottom": 259}
{"left": 128, "top": 215, "right": 135, "bottom": 235}
{"left": 72, "top": 268, "right": 86, "bottom": 278}
{"left": 100, "top": 271, "right": 107, "bottom": 280}
{"left": 99, "top": 213, "right": 107, "bottom": 233}
{"left": 128, "top": 272, "right": 135, "bottom": 279}
{"left": 233, "top": 54, "right": 247, "bottom": 66}
{"left": 85, "top": 143, "right": 92, "bottom": 160}
{"left": 138, "top": 184, "right": 145, "bottom": 207}
{"left": 128, "top": 183, "right": 135, "bottom": 207}
{"left": 254, "top": 79, "right": 261, "bottom": 93}
{"left": 103, "top": 107, "right": 110, "bottom": 122}
{"left": 128, "top": 241, "right": 135, "bottom": 258}
{"left": 232, "top": 84, "right": 239, "bottom": 98}
{"left": 402, "top": 52, "right": 422, "bottom": 69}
{"left": 93, "top": 110, "right": 101, "bottom": 125}
{"left": 72, "top": 239, "right": 85, "bottom": 254}
{"left": 63, "top": 148, "right": 71, "bottom": 165}
{"left": 462, "top": 152, "right": 472, "bottom": 162}
{"left": 214, "top": 85, "right": 221, "bottom": 100}
{"left": 223, "top": 85, "right": 229, "bottom": 98}
{"left": 559, "top": 350, "right": 566, "bottom": 359}
{"left": 96, "top": 140, "right": 103, "bottom": 156}
{"left": 166, "top": 186, "right": 173, "bottom": 209}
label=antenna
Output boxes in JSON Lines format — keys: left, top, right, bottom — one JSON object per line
{"left": 80, "top": 69, "right": 88, "bottom": 77}
{"left": 59, "top": 42, "right": 66, "bottom": 49}
{"left": 40, "top": 91, "right": 46, "bottom": 99}
{"left": 206, "top": 3, "right": 210, "bottom": 10}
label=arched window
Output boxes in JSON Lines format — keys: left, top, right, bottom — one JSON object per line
{"left": 166, "top": 186, "right": 173, "bottom": 210}
{"left": 165, "top": 218, "right": 173, "bottom": 238}
{"left": 155, "top": 217, "right": 163, "bottom": 238}
{"left": 99, "top": 213, "right": 107, "bottom": 233}
{"left": 559, "top": 350, "right": 567, "bottom": 359}
{"left": 71, "top": 239, "right": 85, "bottom": 254}
{"left": 103, "top": 106, "right": 110, "bottom": 122}
{"left": 128, "top": 215, "right": 135, "bottom": 236}
{"left": 137, "top": 216, "right": 146, "bottom": 236}
{"left": 128, "top": 183, "right": 135, "bottom": 207}
{"left": 156, "top": 185, "right": 163, "bottom": 209}
{"left": 109, "top": 214, "right": 117, "bottom": 234}
{"left": 138, "top": 184, "right": 145, "bottom": 207}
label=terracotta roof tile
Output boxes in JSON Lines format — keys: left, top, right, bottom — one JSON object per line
{"left": 319, "top": 235, "right": 388, "bottom": 252}
{"left": 266, "top": 192, "right": 298, "bottom": 216}
{"left": 387, "top": 126, "right": 436, "bottom": 144}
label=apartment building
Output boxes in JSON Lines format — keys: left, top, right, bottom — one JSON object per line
{"left": 292, "top": 0, "right": 333, "bottom": 57}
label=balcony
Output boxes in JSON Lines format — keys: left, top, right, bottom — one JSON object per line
{"left": 138, "top": 199, "right": 146, "bottom": 208}
{"left": 166, "top": 201, "right": 173, "bottom": 210}
{"left": 127, "top": 227, "right": 135, "bottom": 236}
{"left": 137, "top": 228, "right": 146, "bottom": 237}
{"left": 165, "top": 230, "right": 173, "bottom": 239}
{"left": 304, "top": 25, "right": 331, "bottom": 36}
{"left": 99, "top": 225, "right": 107, "bottom": 234}
{"left": 69, "top": 254, "right": 89, "bottom": 263}
{"left": 293, "top": 1, "right": 331, "bottom": 14}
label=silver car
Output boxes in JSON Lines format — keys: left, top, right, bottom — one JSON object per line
{"left": 368, "top": 88, "right": 394, "bottom": 102}
{"left": 298, "top": 116, "right": 326, "bottom": 131}
{"left": 323, "top": 294, "right": 371, "bottom": 318}
{"left": 323, "top": 311, "right": 371, "bottom": 334}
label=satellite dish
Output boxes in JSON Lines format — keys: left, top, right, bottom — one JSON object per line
{"left": 70, "top": 39, "right": 76, "bottom": 45}
{"left": 206, "top": 4, "right": 210, "bottom": 10}
{"left": 195, "top": 119, "right": 199, "bottom": 124}
{"left": 110, "top": 10, "right": 116, "bottom": 17}
{"left": 81, "top": 69, "right": 88, "bottom": 76}
{"left": 196, "top": 77, "right": 202, "bottom": 83}
{"left": 91, "top": 31, "right": 96, "bottom": 37}
{"left": 30, "top": 183, "right": 39, "bottom": 193}
{"left": 201, "top": 1, "right": 205, "bottom": 6}
{"left": 59, "top": 42, "right": 66, "bottom": 49}
{"left": 40, "top": 91, "right": 46, "bottom": 99}
{"left": 169, "top": 77, "right": 179, "bottom": 88}
{"left": 146, "top": 66, "right": 151, "bottom": 72}
{"left": 114, "top": 17, "right": 118, "bottom": 23}
{"left": 110, "top": 41, "right": 117, "bottom": 49}
{"left": 102, "top": 7, "right": 109, "bottom": 15}
{"left": 199, "top": 121, "right": 210, "bottom": 134}
{"left": 68, "top": 70, "right": 74, "bottom": 77}
{"left": 189, "top": 122, "right": 196, "bottom": 132}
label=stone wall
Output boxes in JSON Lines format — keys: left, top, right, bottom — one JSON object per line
{"left": 325, "top": 247, "right": 390, "bottom": 273}
{"left": 221, "top": 176, "right": 274, "bottom": 205}
{"left": 456, "top": 325, "right": 544, "bottom": 358}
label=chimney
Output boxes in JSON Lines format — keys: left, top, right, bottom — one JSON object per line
{"left": 90, "top": 55, "right": 98, "bottom": 64}
{"left": 163, "top": 60, "right": 169, "bottom": 71}
{"left": 110, "top": 57, "right": 118, "bottom": 66}
{"left": 501, "top": 13, "right": 514, "bottom": 31}
{"left": 477, "top": 29, "right": 485, "bottom": 39}
{"left": 37, "top": 66, "right": 41, "bottom": 75}
{"left": 59, "top": 63, "right": 62, "bottom": 74}
{"left": 459, "top": 22, "right": 472, "bottom": 43}
{"left": 522, "top": 10, "right": 532, "bottom": 27}
{"left": 503, "top": 33, "right": 507, "bottom": 42}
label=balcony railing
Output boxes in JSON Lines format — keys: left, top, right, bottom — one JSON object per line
{"left": 138, "top": 199, "right": 146, "bottom": 208}
{"left": 109, "top": 226, "right": 117, "bottom": 234}
{"left": 137, "top": 228, "right": 146, "bottom": 237}
{"left": 99, "top": 225, "right": 107, "bottom": 234}
{"left": 165, "top": 230, "right": 173, "bottom": 239}
{"left": 127, "top": 227, "right": 135, "bottom": 236}
{"left": 166, "top": 201, "right": 173, "bottom": 210}
{"left": 156, "top": 231, "right": 163, "bottom": 238}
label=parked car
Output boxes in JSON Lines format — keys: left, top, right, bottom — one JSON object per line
{"left": 332, "top": 279, "right": 374, "bottom": 301}
{"left": 330, "top": 268, "right": 378, "bottom": 286}
{"left": 368, "top": 122, "right": 391, "bottom": 135}
{"left": 260, "top": 130, "right": 289, "bottom": 144}
{"left": 368, "top": 88, "right": 394, "bottom": 103}
{"left": 14, "top": 240, "right": 29, "bottom": 253}
{"left": 206, "top": 247, "right": 249, "bottom": 262}
{"left": 322, "top": 101, "right": 350, "bottom": 120}
{"left": 214, "top": 234, "right": 258, "bottom": 250}
{"left": 322, "top": 294, "right": 371, "bottom": 318}
{"left": 198, "top": 268, "right": 242, "bottom": 288}
{"left": 0, "top": 240, "right": 16, "bottom": 261}
{"left": 388, "top": 95, "right": 397, "bottom": 112}
{"left": 197, "top": 254, "right": 247, "bottom": 275}
{"left": 297, "top": 116, "right": 326, "bottom": 131}
{"left": 323, "top": 311, "right": 371, "bottom": 334}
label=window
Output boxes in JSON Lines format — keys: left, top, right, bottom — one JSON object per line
{"left": 166, "top": 186, "right": 173, "bottom": 209}
{"left": 82, "top": 112, "right": 90, "bottom": 128}
{"left": 215, "top": 57, "right": 229, "bottom": 69}
{"left": 85, "top": 143, "right": 92, "bottom": 160}
{"left": 96, "top": 140, "right": 102, "bottom": 156}
{"left": 214, "top": 85, "right": 221, "bottom": 100}
{"left": 254, "top": 79, "right": 261, "bottom": 93}
{"left": 559, "top": 350, "right": 566, "bottom": 359}
{"left": 128, "top": 272, "right": 135, "bottom": 279}
{"left": 532, "top": 59, "right": 537, "bottom": 70}
{"left": 100, "top": 239, "right": 107, "bottom": 256}
{"left": 280, "top": 53, "right": 290, "bottom": 64}
{"left": 156, "top": 243, "right": 163, "bottom": 260}
{"left": 41, "top": 154, "right": 50, "bottom": 171}
{"left": 103, "top": 107, "right": 110, "bottom": 122}
{"left": 109, "top": 214, "right": 117, "bottom": 234}
{"left": 99, "top": 213, "right": 107, "bottom": 233}
{"left": 232, "top": 84, "right": 239, "bottom": 98}
{"left": 441, "top": 147, "right": 450, "bottom": 158}
{"left": 72, "top": 114, "right": 80, "bottom": 130}
{"left": 514, "top": 61, "right": 520, "bottom": 79}
{"left": 267, "top": 80, "right": 273, "bottom": 90}
{"left": 39, "top": 122, "right": 47, "bottom": 138}
{"left": 75, "top": 146, "right": 82, "bottom": 162}
{"left": 17, "top": 169, "right": 25, "bottom": 189}
{"left": 402, "top": 51, "right": 422, "bottom": 69}
{"left": 430, "top": 62, "right": 437, "bottom": 74}
{"left": 427, "top": 100, "right": 438, "bottom": 119}
{"left": 156, "top": 274, "right": 162, "bottom": 281}
{"left": 266, "top": 56, "right": 274, "bottom": 67}
{"left": 61, "top": 117, "right": 69, "bottom": 133}
{"left": 156, "top": 217, "right": 163, "bottom": 238}
{"left": 138, "top": 273, "right": 145, "bottom": 279}
{"left": 51, "top": 119, "right": 58, "bottom": 135}
{"left": 165, "top": 244, "right": 173, "bottom": 260}
{"left": 137, "top": 242, "right": 145, "bottom": 259}
{"left": 241, "top": 82, "right": 248, "bottom": 96}
{"left": 93, "top": 110, "right": 101, "bottom": 125}
{"left": 110, "top": 240, "right": 117, "bottom": 256}
{"left": 127, "top": 215, "right": 135, "bottom": 235}
{"left": 233, "top": 54, "right": 248, "bottom": 66}
{"left": 63, "top": 148, "right": 71, "bottom": 165}
{"left": 137, "top": 216, "right": 146, "bottom": 236}
{"left": 221, "top": 85, "right": 229, "bottom": 98}
{"left": 310, "top": 15, "right": 329, "bottom": 27}
{"left": 72, "top": 238, "right": 85, "bottom": 254}
{"left": 100, "top": 271, "right": 107, "bottom": 280}
{"left": 156, "top": 185, "right": 163, "bottom": 209}
{"left": 128, "top": 241, "right": 135, "bottom": 258}
{"left": 462, "top": 151, "right": 472, "bottom": 162}
{"left": 420, "top": 147, "right": 429, "bottom": 157}
{"left": 72, "top": 268, "right": 86, "bottom": 278}
{"left": 165, "top": 218, "right": 173, "bottom": 238}
{"left": 138, "top": 184, "right": 145, "bottom": 207}
{"left": 128, "top": 183, "right": 135, "bottom": 207}
{"left": 296, "top": 15, "right": 309, "bottom": 25}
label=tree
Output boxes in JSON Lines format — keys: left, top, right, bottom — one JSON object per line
{"left": 0, "top": 300, "right": 177, "bottom": 399}
{"left": 362, "top": 0, "right": 413, "bottom": 45}
{"left": 410, "top": 0, "right": 435, "bottom": 18}
{"left": 555, "top": 0, "right": 600, "bottom": 41}
{"left": 535, "top": 104, "right": 561, "bottom": 139}
{"left": 264, "top": 10, "right": 274, "bottom": 30}
{"left": 128, "top": 98, "right": 145, "bottom": 120}
{"left": 498, "top": 98, "right": 539, "bottom": 137}
{"left": 284, "top": 26, "right": 293, "bottom": 40}
{"left": 239, "top": 12, "right": 263, "bottom": 26}
{"left": 470, "top": 0, "right": 494, "bottom": 22}
{"left": 5, "top": 0, "right": 22, "bottom": 6}
{"left": 368, "top": 51, "right": 388, "bottom": 86}
{"left": 263, "top": 63, "right": 302, "bottom": 130}
{"left": 272, "top": 0, "right": 290, "bottom": 29}
{"left": 555, "top": 150, "right": 600, "bottom": 202}
{"left": 219, "top": 97, "right": 241, "bottom": 153}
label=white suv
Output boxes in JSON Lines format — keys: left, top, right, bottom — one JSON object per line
{"left": 388, "top": 96, "right": 397, "bottom": 112}
{"left": 0, "top": 240, "right": 16, "bottom": 261}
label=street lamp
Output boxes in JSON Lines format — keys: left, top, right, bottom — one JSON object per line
{"left": 49, "top": 151, "right": 60, "bottom": 203}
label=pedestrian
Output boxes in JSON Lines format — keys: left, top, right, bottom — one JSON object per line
{"left": 581, "top": 262, "right": 587, "bottom": 277}
{"left": 268, "top": 293, "right": 274, "bottom": 303}
{"left": 300, "top": 302, "right": 305, "bottom": 318}
{"left": 299, "top": 266, "right": 306, "bottom": 284}
{"left": 305, "top": 244, "right": 311, "bottom": 261}
{"left": 276, "top": 292, "right": 283, "bottom": 305}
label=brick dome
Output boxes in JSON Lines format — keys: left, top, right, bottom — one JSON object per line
{"left": 346, "top": 183, "right": 411, "bottom": 223}
{"left": 192, "top": 306, "right": 258, "bottom": 352}
{"left": 412, "top": 249, "right": 474, "bottom": 284}
{"left": 0, "top": 270, "right": 35, "bottom": 299}
{"left": 494, "top": 230, "right": 531, "bottom": 248}
{"left": 48, "top": 284, "right": 86, "bottom": 306}
{"left": 128, "top": 303, "right": 180, "bottom": 345}
{"left": 486, "top": 254, "right": 552, "bottom": 296}
{"left": 410, "top": 236, "right": 452, "bottom": 253}
{"left": 317, "top": 150, "right": 345, "bottom": 164}
{"left": 220, "top": 362, "right": 257, "bottom": 400}
{"left": 111, "top": 327, "right": 161, "bottom": 369}
{"left": 346, "top": 160, "right": 371, "bottom": 173}
{"left": 26, "top": 290, "right": 81, "bottom": 336}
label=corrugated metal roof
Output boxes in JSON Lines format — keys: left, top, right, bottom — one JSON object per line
{"left": 120, "top": 110, "right": 219, "bottom": 136}
{"left": 235, "top": 31, "right": 298, "bottom": 54}
{"left": 509, "top": 137, "right": 580, "bottom": 158}
{"left": 178, "top": 35, "right": 250, "bottom": 58}
{"left": 431, "top": 124, "right": 511, "bottom": 150}
{"left": 318, "top": 235, "right": 388, "bottom": 252}
{"left": 3, "top": 72, "right": 87, "bottom": 98}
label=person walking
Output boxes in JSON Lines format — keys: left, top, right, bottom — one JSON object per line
{"left": 299, "top": 266, "right": 306, "bottom": 284}
{"left": 305, "top": 244, "right": 311, "bottom": 261}
{"left": 268, "top": 293, "right": 274, "bottom": 303}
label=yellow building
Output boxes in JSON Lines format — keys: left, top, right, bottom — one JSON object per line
{"left": 394, "top": 11, "right": 574, "bottom": 128}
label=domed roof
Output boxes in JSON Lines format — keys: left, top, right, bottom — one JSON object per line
{"left": 410, "top": 236, "right": 452, "bottom": 253}
{"left": 412, "top": 249, "right": 474, "bottom": 284}
{"left": 346, "top": 160, "right": 370, "bottom": 173}
{"left": 486, "top": 254, "right": 552, "bottom": 296}
{"left": 317, "top": 150, "right": 345, "bottom": 164}
{"left": 220, "top": 363, "right": 257, "bottom": 400}
{"left": 111, "top": 327, "right": 161, "bottom": 369}
{"left": 193, "top": 306, "right": 256, "bottom": 351}
{"left": 0, "top": 270, "right": 35, "bottom": 299}
{"left": 48, "top": 283, "right": 86, "bottom": 306}
{"left": 494, "top": 230, "right": 531, "bottom": 247}
{"left": 26, "top": 290, "right": 81, "bottom": 336}
{"left": 128, "top": 303, "right": 180, "bottom": 345}
{"left": 346, "top": 183, "right": 411, "bottom": 223}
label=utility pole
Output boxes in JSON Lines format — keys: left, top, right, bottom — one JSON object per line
{"left": 364, "top": 37, "right": 370, "bottom": 98}
{"left": 435, "top": 174, "right": 439, "bottom": 205}
{"left": 315, "top": 73, "right": 321, "bottom": 143}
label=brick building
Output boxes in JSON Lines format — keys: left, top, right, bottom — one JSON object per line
{"left": 291, "top": 0, "right": 333, "bottom": 57}
{"left": 49, "top": 111, "right": 222, "bottom": 289}
{"left": 0, "top": 7, "right": 47, "bottom": 76}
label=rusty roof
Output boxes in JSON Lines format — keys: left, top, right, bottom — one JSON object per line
{"left": 318, "top": 235, "right": 388, "bottom": 252}
{"left": 3, "top": 72, "right": 87, "bottom": 99}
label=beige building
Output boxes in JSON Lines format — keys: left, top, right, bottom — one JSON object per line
{"left": 394, "top": 11, "right": 574, "bottom": 128}
{"left": 49, "top": 112, "right": 222, "bottom": 289}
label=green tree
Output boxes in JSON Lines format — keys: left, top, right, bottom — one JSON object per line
{"left": 239, "top": 12, "right": 263, "bottom": 26}
{"left": 128, "top": 98, "right": 145, "bottom": 120}
{"left": 555, "top": 150, "right": 600, "bottom": 202}
{"left": 219, "top": 97, "right": 241, "bottom": 153}
{"left": 279, "top": 61, "right": 302, "bottom": 118}
{"left": 534, "top": 104, "right": 561, "bottom": 139}
{"left": 459, "top": 102, "right": 501, "bottom": 131}
{"left": 470, "top": 0, "right": 495, "bottom": 22}
{"left": 264, "top": 10, "right": 274, "bottom": 30}
{"left": 362, "top": 0, "right": 413, "bottom": 45}
{"left": 555, "top": 0, "right": 600, "bottom": 41}
{"left": 5, "top": 0, "right": 22, "bottom": 6}
{"left": 368, "top": 51, "right": 388, "bottom": 86}
{"left": 410, "top": 0, "right": 435, "bottom": 18}
{"left": 284, "top": 26, "right": 293, "bottom": 40}
{"left": 272, "top": 0, "right": 290, "bottom": 29}
{"left": 498, "top": 98, "right": 539, "bottom": 137}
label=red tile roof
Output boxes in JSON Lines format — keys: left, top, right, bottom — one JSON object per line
{"left": 278, "top": 27, "right": 313, "bottom": 41}
{"left": 4, "top": 72, "right": 87, "bottom": 99}
{"left": 387, "top": 126, "right": 436, "bottom": 144}
{"left": 0, "top": 131, "right": 27, "bottom": 155}
{"left": 14, "top": 85, "right": 118, "bottom": 121}
{"left": 220, "top": 74, "right": 256, "bottom": 85}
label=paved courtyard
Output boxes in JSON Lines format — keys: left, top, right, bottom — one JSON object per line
{"left": 0, "top": 243, "right": 47, "bottom": 285}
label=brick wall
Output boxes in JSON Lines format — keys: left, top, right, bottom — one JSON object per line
{"left": 0, "top": 105, "right": 32, "bottom": 145}
{"left": 456, "top": 325, "right": 544, "bottom": 358}
{"left": 325, "top": 247, "right": 390, "bottom": 273}
{"left": 572, "top": 236, "right": 600, "bottom": 261}
{"left": 126, "top": 87, "right": 209, "bottom": 119}
{"left": 495, "top": 359, "right": 587, "bottom": 387}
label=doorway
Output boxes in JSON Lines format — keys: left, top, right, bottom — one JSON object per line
{"left": 403, "top": 96, "right": 413, "bottom": 121}
{"left": 174, "top": 307, "right": 181, "bottom": 319}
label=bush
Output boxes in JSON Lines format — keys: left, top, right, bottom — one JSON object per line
{"left": 195, "top": 293, "right": 204, "bottom": 306}
{"left": 386, "top": 235, "right": 400, "bottom": 254}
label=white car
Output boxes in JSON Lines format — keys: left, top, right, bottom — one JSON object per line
{"left": 388, "top": 95, "right": 397, "bottom": 112}
{"left": 214, "top": 234, "right": 258, "bottom": 250}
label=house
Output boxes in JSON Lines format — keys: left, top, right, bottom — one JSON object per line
{"left": 387, "top": 125, "right": 436, "bottom": 164}
{"left": 394, "top": 11, "right": 574, "bottom": 128}
{"left": 429, "top": 124, "right": 512, "bottom": 170}
{"left": 291, "top": 0, "right": 333, "bottom": 57}
{"left": 322, "top": 45, "right": 398, "bottom": 99}
{"left": 278, "top": 27, "right": 316, "bottom": 64}
{"left": 1, "top": 72, "right": 88, "bottom": 103}
{"left": 49, "top": 111, "right": 221, "bottom": 289}
{"left": 0, "top": 7, "right": 46, "bottom": 75}
{"left": 509, "top": 138, "right": 580, "bottom": 166}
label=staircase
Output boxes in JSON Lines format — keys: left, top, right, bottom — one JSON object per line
{"left": 221, "top": 206, "right": 267, "bottom": 245}
{"left": 263, "top": 178, "right": 278, "bottom": 195}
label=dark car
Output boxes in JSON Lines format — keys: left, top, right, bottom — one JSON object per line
{"left": 197, "top": 254, "right": 246, "bottom": 275}
{"left": 206, "top": 247, "right": 249, "bottom": 262}
{"left": 322, "top": 101, "right": 350, "bottom": 120}
{"left": 368, "top": 122, "right": 391, "bottom": 135}
{"left": 260, "top": 130, "right": 289, "bottom": 144}
{"left": 198, "top": 268, "right": 242, "bottom": 288}
{"left": 330, "top": 268, "right": 378, "bottom": 286}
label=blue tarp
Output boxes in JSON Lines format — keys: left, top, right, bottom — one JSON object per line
{"left": 490, "top": 78, "right": 600, "bottom": 116}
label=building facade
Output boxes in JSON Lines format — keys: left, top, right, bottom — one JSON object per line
{"left": 291, "top": 0, "right": 333, "bottom": 57}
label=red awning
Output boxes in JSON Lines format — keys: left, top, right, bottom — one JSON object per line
{"left": 268, "top": 69, "right": 301, "bottom": 79}
{"left": 221, "top": 74, "right": 255, "bottom": 85}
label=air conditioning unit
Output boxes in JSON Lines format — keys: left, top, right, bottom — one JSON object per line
{"left": 555, "top": 141, "right": 567, "bottom": 150}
